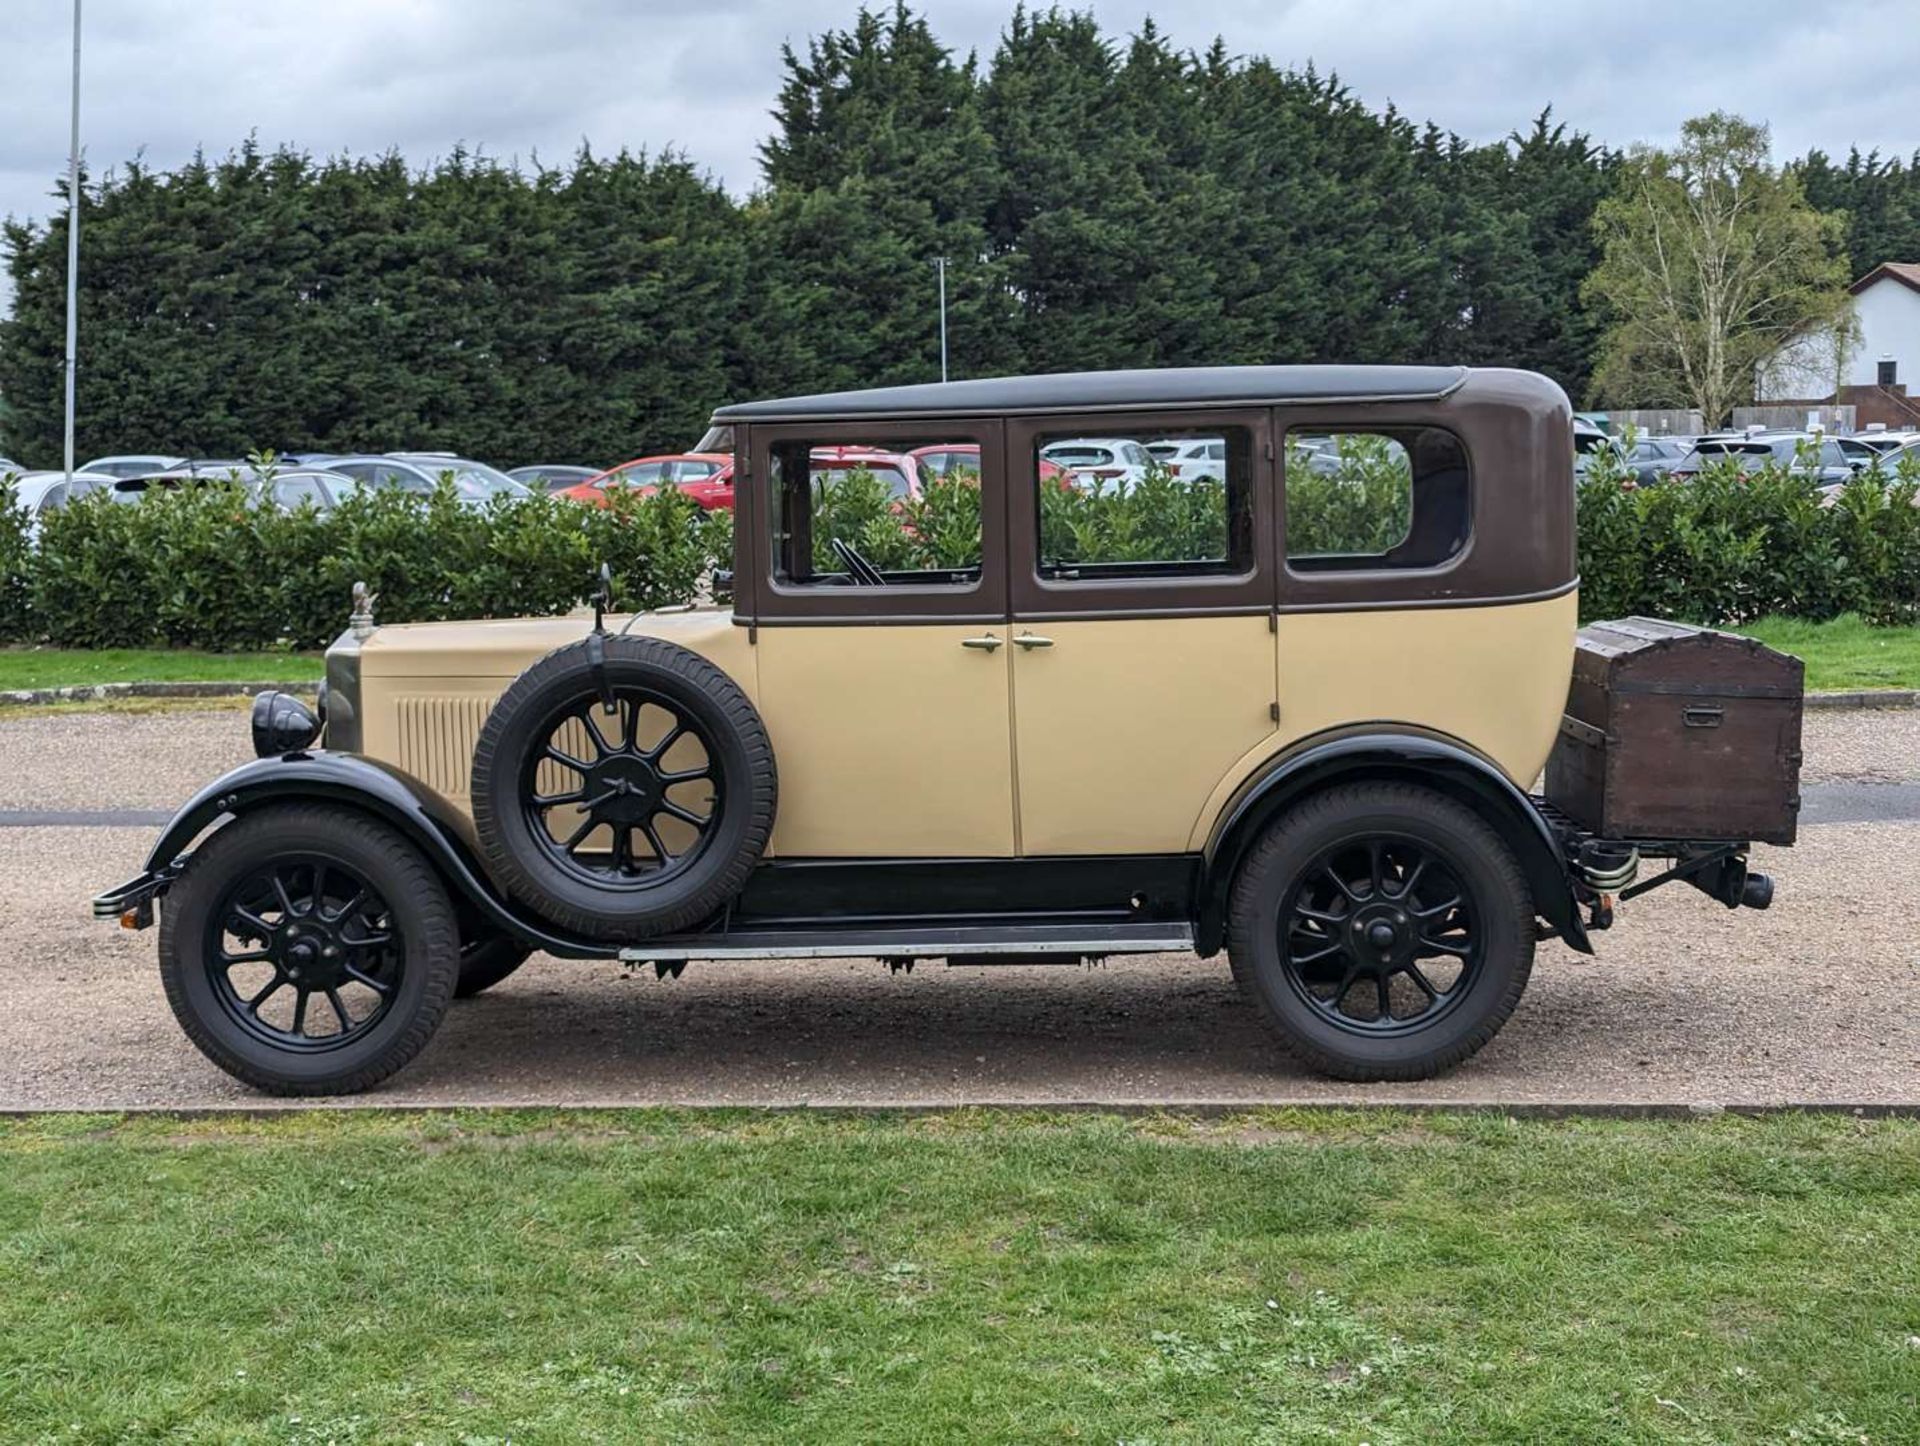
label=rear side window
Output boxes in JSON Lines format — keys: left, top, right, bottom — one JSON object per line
{"left": 1034, "top": 426, "right": 1255, "bottom": 580}
{"left": 1284, "top": 427, "right": 1469, "bottom": 572}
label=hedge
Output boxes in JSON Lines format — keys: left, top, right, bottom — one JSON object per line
{"left": 1, "top": 481, "right": 729, "bottom": 652}
{"left": 1, "top": 453, "right": 1916, "bottom": 654}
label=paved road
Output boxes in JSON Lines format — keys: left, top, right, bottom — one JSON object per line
{"left": 2, "top": 706, "right": 1917, "bottom": 1109}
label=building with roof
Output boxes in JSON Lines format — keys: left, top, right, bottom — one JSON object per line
{"left": 1758, "top": 262, "right": 1920, "bottom": 428}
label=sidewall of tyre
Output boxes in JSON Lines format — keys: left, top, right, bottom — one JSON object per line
{"left": 470, "top": 635, "right": 777, "bottom": 941}
{"left": 1227, "top": 782, "right": 1535, "bottom": 1082}
{"left": 454, "top": 935, "right": 532, "bottom": 998}
{"left": 157, "top": 804, "right": 460, "bottom": 1096}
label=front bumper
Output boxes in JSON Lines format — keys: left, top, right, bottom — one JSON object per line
{"left": 92, "top": 867, "right": 176, "bottom": 927}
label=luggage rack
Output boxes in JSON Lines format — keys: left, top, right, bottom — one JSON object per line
{"left": 1533, "top": 796, "right": 1774, "bottom": 929}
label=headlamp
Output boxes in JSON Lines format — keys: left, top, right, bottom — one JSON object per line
{"left": 251, "top": 690, "right": 322, "bottom": 757}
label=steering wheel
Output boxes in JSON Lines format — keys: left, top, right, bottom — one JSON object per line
{"left": 831, "top": 537, "right": 887, "bottom": 587}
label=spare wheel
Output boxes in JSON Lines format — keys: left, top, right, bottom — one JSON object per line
{"left": 470, "top": 634, "right": 776, "bottom": 940}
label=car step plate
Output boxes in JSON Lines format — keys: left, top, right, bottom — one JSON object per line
{"left": 615, "top": 921, "right": 1196, "bottom": 963}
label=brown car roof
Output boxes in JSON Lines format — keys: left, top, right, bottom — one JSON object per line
{"left": 711, "top": 365, "right": 1472, "bottom": 423}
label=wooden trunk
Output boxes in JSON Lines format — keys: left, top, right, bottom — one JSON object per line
{"left": 1544, "top": 617, "right": 1803, "bottom": 845}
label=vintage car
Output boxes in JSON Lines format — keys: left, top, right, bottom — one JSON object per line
{"left": 97, "top": 365, "right": 1802, "bottom": 1095}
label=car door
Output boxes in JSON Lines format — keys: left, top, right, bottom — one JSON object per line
{"left": 1005, "top": 410, "right": 1279, "bottom": 856}
{"left": 743, "top": 419, "right": 1017, "bottom": 858}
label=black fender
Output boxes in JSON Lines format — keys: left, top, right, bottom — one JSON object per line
{"left": 142, "top": 751, "right": 605, "bottom": 958}
{"left": 1196, "top": 726, "right": 1591, "bottom": 958}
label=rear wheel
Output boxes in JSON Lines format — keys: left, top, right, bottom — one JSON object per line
{"left": 1227, "top": 782, "right": 1534, "bottom": 1081}
{"left": 157, "top": 805, "right": 459, "bottom": 1096}
{"left": 455, "top": 936, "right": 532, "bottom": 998}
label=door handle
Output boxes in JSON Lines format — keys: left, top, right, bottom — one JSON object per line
{"left": 960, "top": 633, "right": 1003, "bottom": 652}
{"left": 1013, "top": 632, "right": 1054, "bottom": 650}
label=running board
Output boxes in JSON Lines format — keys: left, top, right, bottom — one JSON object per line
{"left": 615, "top": 921, "right": 1195, "bottom": 963}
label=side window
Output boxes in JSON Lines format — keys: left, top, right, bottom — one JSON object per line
{"left": 1284, "top": 427, "right": 1468, "bottom": 573}
{"left": 274, "top": 476, "right": 326, "bottom": 509}
{"left": 1035, "top": 427, "right": 1254, "bottom": 580}
{"left": 770, "top": 437, "right": 982, "bottom": 589}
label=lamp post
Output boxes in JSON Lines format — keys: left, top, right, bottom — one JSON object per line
{"left": 933, "top": 256, "right": 948, "bottom": 383}
{"left": 62, "top": 0, "right": 83, "bottom": 485}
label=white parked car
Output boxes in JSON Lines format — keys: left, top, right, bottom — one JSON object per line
{"left": 1038, "top": 437, "right": 1155, "bottom": 493}
{"left": 1146, "top": 437, "right": 1228, "bottom": 480}
{"left": 6, "top": 470, "right": 115, "bottom": 542}
{"left": 77, "top": 453, "right": 187, "bottom": 480}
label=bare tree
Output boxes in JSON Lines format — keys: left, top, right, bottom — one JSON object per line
{"left": 1583, "top": 113, "right": 1853, "bottom": 427}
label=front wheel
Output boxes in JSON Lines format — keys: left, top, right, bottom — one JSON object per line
{"left": 1226, "top": 782, "right": 1534, "bottom": 1081}
{"left": 157, "top": 805, "right": 460, "bottom": 1095}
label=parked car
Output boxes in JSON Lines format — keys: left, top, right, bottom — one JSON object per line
{"left": 5, "top": 470, "right": 115, "bottom": 541}
{"left": 1038, "top": 437, "right": 1154, "bottom": 492}
{"left": 1669, "top": 433, "right": 1854, "bottom": 486}
{"left": 321, "top": 454, "right": 531, "bottom": 505}
{"left": 101, "top": 364, "right": 1794, "bottom": 1097}
{"left": 104, "top": 465, "right": 267, "bottom": 503}
{"left": 1849, "top": 430, "right": 1920, "bottom": 455}
{"left": 508, "top": 464, "right": 603, "bottom": 492}
{"left": 560, "top": 453, "right": 736, "bottom": 511}
{"left": 908, "top": 443, "right": 1072, "bottom": 490}
{"left": 255, "top": 469, "right": 368, "bottom": 513}
{"left": 1571, "top": 420, "right": 1623, "bottom": 483}
{"left": 78, "top": 453, "right": 187, "bottom": 480}
{"left": 1621, "top": 435, "right": 1692, "bottom": 486}
{"left": 1146, "top": 437, "right": 1228, "bottom": 479}
{"left": 0, "top": 456, "right": 23, "bottom": 478}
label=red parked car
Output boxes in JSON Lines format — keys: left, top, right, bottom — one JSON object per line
{"left": 907, "top": 442, "right": 1074, "bottom": 489}
{"left": 560, "top": 453, "right": 735, "bottom": 511}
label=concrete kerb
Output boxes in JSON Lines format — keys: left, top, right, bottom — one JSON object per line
{"left": 0, "top": 680, "right": 319, "bottom": 708}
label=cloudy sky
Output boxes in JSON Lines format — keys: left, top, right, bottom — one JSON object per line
{"left": 1, "top": 0, "right": 1916, "bottom": 258}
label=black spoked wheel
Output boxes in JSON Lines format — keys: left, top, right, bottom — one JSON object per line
{"left": 520, "top": 689, "right": 721, "bottom": 891}
{"left": 471, "top": 635, "right": 777, "bottom": 941}
{"left": 205, "top": 857, "right": 403, "bottom": 1049}
{"left": 1280, "top": 835, "right": 1482, "bottom": 1036}
{"left": 1228, "top": 783, "right": 1534, "bottom": 1082}
{"left": 158, "top": 805, "right": 460, "bottom": 1096}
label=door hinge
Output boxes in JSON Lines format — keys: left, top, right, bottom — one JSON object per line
{"left": 1269, "top": 701, "right": 1281, "bottom": 723}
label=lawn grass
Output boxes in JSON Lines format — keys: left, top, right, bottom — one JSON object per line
{"left": 0, "top": 1110, "right": 1914, "bottom": 1443}
{"left": 0, "top": 647, "right": 322, "bottom": 691}
{"left": 1735, "top": 613, "right": 1920, "bottom": 692}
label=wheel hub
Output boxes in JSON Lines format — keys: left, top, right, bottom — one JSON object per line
{"left": 1348, "top": 902, "right": 1414, "bottom": 965}
{"left": 275, "top": 917, "right": 349, "bottom": 989}
{"left": 586, "top": 755, "right": 663, "bottom": 826}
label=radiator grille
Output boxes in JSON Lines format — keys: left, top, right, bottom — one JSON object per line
{"left": 393, "top": 696, "right": 493, "bottom": 798}
{"left": 393, "top": 695, "right": 600, "bottom": 801}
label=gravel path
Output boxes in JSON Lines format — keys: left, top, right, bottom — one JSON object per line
{"left": 0, "top": 706, "right": 1916, "bottom": 1109}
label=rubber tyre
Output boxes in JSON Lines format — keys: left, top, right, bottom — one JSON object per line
{"left": 1226, "top": 782, "right": 1534, "bottom": 1082}
{"left": 157, "top": 805, "right": 460, "bottom": 1096}
{"left": 455, "top": 936, "right": 532, "bottom": 998}
{"left": 470, "top": 635, "right": 777, "bottom": 941}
